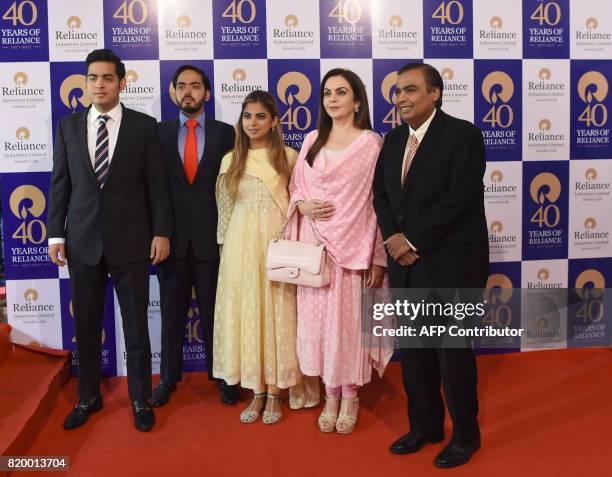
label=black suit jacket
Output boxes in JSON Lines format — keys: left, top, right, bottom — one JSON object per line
{"left": 158, "top": 117, "right": 235, "bottom": 261}
{"left": 48, "top": 104, "right": 172, "bottom": 267}
{"left": 373, "top": 109, "right": 489, "bottom": 289}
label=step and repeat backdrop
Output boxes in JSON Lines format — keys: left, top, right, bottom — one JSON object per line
{"left": 1, "top": 0, "right": 611, "bottom": 376}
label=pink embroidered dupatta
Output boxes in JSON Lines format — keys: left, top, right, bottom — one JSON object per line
{"left": 288, "top": 130, "right": 387, "bottom": 269}
{"left": 288, "top": 130, "right": 393, "bottom": 379}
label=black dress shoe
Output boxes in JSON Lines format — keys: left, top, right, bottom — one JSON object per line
{"left": 434, "top": 439, "right": 481, "bottom": 468}
{"left": 390, "top": 432, "right": 445, "bottom": 455}
{"left": 132, "top": 401, "right": 155, "bottom": 432}
{"left": 63, "top": 394, "right": 103, "bottom": 430}
{"left": 218, "top": 380, "right": 239, "bottom": 405}
{"left": 150, "top": 381, "right": 176, "bottom": 407}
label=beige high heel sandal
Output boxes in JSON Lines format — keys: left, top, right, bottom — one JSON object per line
{"left": 336, "top": 397, "right": 359, "bottom": 434}
{"left": 240, "top": 392, "right": 266, "bottom": 424}
{"left": 318, "top": 395, "right": 340, "bottom": 432}
{"left": 262, "top": 393, "right": 282, "bottom": 425}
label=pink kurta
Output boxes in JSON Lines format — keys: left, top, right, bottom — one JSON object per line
{"left": 288, "top": 130, "right": 392, "bottom": 388}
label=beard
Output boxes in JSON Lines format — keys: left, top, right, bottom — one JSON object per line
{"left": 179, "top": 97, "right": 205, "bottom": 114}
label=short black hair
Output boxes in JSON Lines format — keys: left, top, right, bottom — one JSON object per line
{"left": 85, "top": 49, "right": 126, "bottom": 80}
{"left": 172, "top": 65, "right": 211, "bottom": 92}
{"left": 397, "top": 63, "right": 443, "bottom": 108}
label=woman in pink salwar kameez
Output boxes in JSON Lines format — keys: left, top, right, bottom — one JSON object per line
{"left": 288, "top": 69, "right": 394, "bottom": 434}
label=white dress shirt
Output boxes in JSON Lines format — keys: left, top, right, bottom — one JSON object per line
{"left": 402, "top": 108, "right": 437, "bottom": 252}
{"left": 49, "top": 103, "right": 123, "bottom": 246}
{"left": 87, "top": 102, "right": 122, "bottom": 168}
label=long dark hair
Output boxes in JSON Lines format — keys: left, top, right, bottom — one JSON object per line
{"left": 225, "top": 90, "right": 291, "bottom": 199}
{"left": 305, "top": 68, "right": 372, "bottom": 166}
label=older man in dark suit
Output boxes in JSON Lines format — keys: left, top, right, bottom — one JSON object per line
{"left": 373, "top": 63, "right": 489, "bottom": 468}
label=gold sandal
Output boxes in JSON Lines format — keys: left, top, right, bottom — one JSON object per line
{"left": 318, "top": 395, "right": 340, "bottom": 433}
{"left": 336, "top": 397, "right": 359, "bottom": 434}
{"left": 239, "top": 392, "right": 266, "bottom": 424}
{"left": 262, "top": 393, "right": 282, "bottom": 425}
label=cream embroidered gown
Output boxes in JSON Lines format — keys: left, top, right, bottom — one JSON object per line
{"left": 213, "top": 147, "right": 303, "bottom": 392}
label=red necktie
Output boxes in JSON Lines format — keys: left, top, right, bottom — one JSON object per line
{"left": 184, "top": 119, "right": 198, "bottom": 184}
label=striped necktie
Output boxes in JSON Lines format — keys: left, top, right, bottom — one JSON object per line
{"left": 94, "top": 114, "right": 110, "bottom": 188}
{"left": 401, "top": 134, "right": 419, "bottom": 188}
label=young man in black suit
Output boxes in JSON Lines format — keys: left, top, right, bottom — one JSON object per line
{"left": 48, "top": 49, "right": 172, "bottom": 432}
{"left": 151, "top": 65, "right": 237, "bottom": 407}
{"left": 373, "top": 63, "right": 489, "bottom": 468}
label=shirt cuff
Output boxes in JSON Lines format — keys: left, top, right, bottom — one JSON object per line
{"left": 404, "top": 235, "right": 417, "bottom": 252}
{"left": 48, "top": 238, "right": 65, "bottom": 245}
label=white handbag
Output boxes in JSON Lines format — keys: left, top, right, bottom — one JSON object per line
{"left": 266, "top": 204, "right": 330, "bottom": 287}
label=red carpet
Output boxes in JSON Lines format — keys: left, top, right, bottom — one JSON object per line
{"left": 9, "top": 348, "right": 612, "bottom": 477}
{"left": 0, "top": 324, "right": 70, "bottom": 460}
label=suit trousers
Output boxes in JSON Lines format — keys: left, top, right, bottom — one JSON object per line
{"left": 68, "top": 258, "right": 152, "bottom": 402}
{"left": 399, "top": 345, "right": 480, "bottom": 446}
{"left": 157, "top": 242, "right": 219, "bottom": 385}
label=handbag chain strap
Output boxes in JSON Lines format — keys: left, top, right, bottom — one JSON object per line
{"left": 275, "top": 201, "right": 324, "bottom": 245}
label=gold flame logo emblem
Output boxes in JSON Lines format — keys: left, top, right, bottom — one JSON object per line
{"left": 530, "top": 172, "right": 561, "bottom": 204}
{"left": 484, "top": 274, "right": 513, "bottom": 304}
{"left": 490, "top": 16, "right": 503, "bottom": 29}
{"left": 24, "top": 289, "right": 39, "bottom": 301}
{"left": 178, "top": 15, "right": 191, "bottom": 28}
{"left": 169, "top": 81, "right": 178, "bottom": 105}
{"left": 277, "top": 72, "right": 312, "bottom": 106}
{"left": 539, "top": 119, "right": 551, "bottom": 131}
{"left": 60, "top": 74, "right": 91, "bottom": 111}
{"left": 578, "top": 71, "right": 608, "bottom": 104}
{"left": 586, "top": 17, "right": 598, "bottom": 30}
{"left": 584, "top": 217, "right": 597, "bottom": 229}
{"left": 10, "top": 185, "right": 46, "bottom": 220}
{"left": 441, "top": 68, "right": 454, "bottom": 81}
{"left": 126, "top": 70, "right": 138, "bottom": 84}
{"left": 482, "top": 71, "right": 514, "bottom": 104}
{"left": 382, "top": 71, "right": 402, "bottom": 128}
{"left": 539, "top": 68, "right": 552, "bottom": 80}
{"left": 67, "top": 16, "right": 81, "bottom": 29}
{"left": 381, "top": 71, "right": 398, "bottom": 104}
{"left": 538, "top": 269, "right": 550, "bottom": 281}
{"left": 13, "top": 72, "right": 28, "bottom": 86}
{"left": 285, "top": 14, "right": 298, "bottom": 27}
{"left": 187, "top": 288, "right": 200, "bottom": 320}
{"left": 277, "top": 71, "right": 313, "bottom": 130}
{"left": 585, "top": 168, "right": 597, "bottom": 180}
{"left": 490, "top": 220, "right": 503, "bottom": 233}
{"left": 575, "top": 269, "right": 605, "bottom": 299}
{"left": 232, "top": 69, "right": 247, "bottom": 82}
{"left": 16, "top": 127, "right": 30, "bottom": 140}
{"left": 390, "top": 15, "right": 402, "bottom": 28}
{"left": 491, "top": 170, "right": 504, "bottom": 183}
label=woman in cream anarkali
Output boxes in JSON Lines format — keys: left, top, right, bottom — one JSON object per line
{"left": 213, "top": 90, "right": 318, "bottom": 425}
